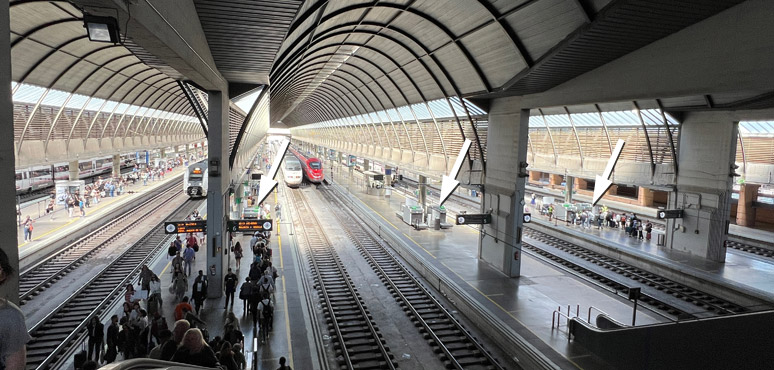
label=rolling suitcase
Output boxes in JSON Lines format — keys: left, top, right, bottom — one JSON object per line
{"left": 73, "top": 342, "right": 87, "bottom": 369}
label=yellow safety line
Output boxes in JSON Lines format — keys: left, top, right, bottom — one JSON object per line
{"left": 160, "top": 259, "right": 173, "bottom": 276}
{"left": 275, "top": 186, "right": 293, "bottom": 368}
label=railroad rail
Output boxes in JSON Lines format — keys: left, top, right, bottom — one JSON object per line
{"left": 320, "top": 185, "right": 505, "bottom": 370}
{"left": 18, "top": 180, "right": 182, "bottom": 304}
{"left": 523, "top": 228, "right": 751, "bottom": 320}
{"left": 288, "top": 188, "right": 396, "bottom": 369}
{"left": 25, "top": 198, "right": 202, "bottom": 370}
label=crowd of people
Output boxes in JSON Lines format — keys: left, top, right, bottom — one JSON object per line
{"left": 534, "top": 195, "right": 654, "bottom": 241}
{"left": 74, "top": 205, "right": 289, "bottom": 370}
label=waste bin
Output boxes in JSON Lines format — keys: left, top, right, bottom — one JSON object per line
{"left": 657, "top": 233, "right": 665, "bottom": 246}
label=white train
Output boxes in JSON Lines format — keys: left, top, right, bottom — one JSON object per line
{"left": 15, "top": 154, "right": 136, "bottom": 195}
{"left": 184, "top": 160, "right": 208, "bottom": 198}
{"left": 283, "top": 157, "right": 303, "bottom": 188}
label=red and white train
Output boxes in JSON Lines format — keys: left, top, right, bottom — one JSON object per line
{"left": 288, "top": 146, "right": 324, "bottom": 184}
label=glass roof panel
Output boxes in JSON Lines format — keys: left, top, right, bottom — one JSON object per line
{"left": 85, "top": 98, "right": 106, "bottom": 112}
{"left": 13, "top": 83, "right": 47, "bottom": 104}
{"left": 544, "top": 114, "right": 571, "bottom": 127}
{"left": 573, "top": 112, "right": 601, "bottom": 126}
{"left": 411, "top": 102, "right": 431, "bottom": 120}
{"left": 740, "top": 121, "right": 774, "bottom": 135}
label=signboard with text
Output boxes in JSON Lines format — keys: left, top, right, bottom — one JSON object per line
{"left": 227, "top": 219, "right": 273, "bottom": 233}
{"left": 164, "top": 220, "right": 207, "bottom": 234}
{"left": 455, "top": 213, "right": 492, "bottom": 225}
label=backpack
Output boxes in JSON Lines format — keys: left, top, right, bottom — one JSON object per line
{"left": 192, "top": 243, "right": 199, "bottom": 252}
{"left": 167, "top": 243, "right": 176, "bottom": 256}
{"left": 259, "top": 299, "right": 273, "bottom": 319}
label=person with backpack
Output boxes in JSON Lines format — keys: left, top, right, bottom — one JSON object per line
{"left": 257, "top": 292, "right": 273, "bottom": 343}
{"left": 238, "top": 277, "right": 252, "bottom": 315}
{"left": 248, "top": 280, "right": 263, "bottom": 328}
{"left": 223, "top": 268, "right": 238, "bottom": 310}
{"left": 192, "top": 270, "right": 209, "bottom": 314}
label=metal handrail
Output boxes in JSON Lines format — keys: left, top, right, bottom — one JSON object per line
{"left": 588, "top": 305, "right": 614, "bottom": 324}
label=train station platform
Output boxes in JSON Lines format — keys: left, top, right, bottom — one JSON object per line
{"left": 63, "top": 187, "right": 318, "bottom": 370}
{"left": 526, "top": 184, "right": 774, "bottom": 246}
{"left": 17, "top": 167, "right": 186, "bottom": 264}
{"left": 328, "top": 165, "right": 669, "bottom": 370}
{"left": 525, "top": 212, "right": 774, "bottom": 306}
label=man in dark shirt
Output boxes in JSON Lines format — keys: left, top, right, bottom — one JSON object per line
{"left": 223, "top": 268, "right": 238, "bottom": 310}
{"left": 104, "top": 315, "right": 119, "bottom": 364}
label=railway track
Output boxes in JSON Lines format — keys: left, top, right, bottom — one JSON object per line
{"left": 288, "top": 188, "right": 396, "bottom": 369}
{"left": 18, "top": 180, "right": 182, "bottom": 304}
{"left": 24, "top": 198, "right": 202, "bottom": 370}
{"left": 320, "top": 186, "right": 505, "bottom": 370}
{"left": 522, "top": 228, "right": 751, "bottom": 319}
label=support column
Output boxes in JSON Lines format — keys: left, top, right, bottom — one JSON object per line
{"left": 480, "top": 96, "right": 529, "bottom": 277}
{"left": 638, "top": 187, "right": 655, "bottom": 207}
{"left": 608, "top": 185, "right": 618, "bottom": 195}
{"left": 666, "top": 111, "right": 738, "bottom": 262}
{"left": 736, "top": 184, "right": 759, "bottom": 227}
{"left": 206, "top": 90, "right": 230, "bottom": 298}
{"left": 112, "top": 154, "right": 121, "bottom": 178}
{"left": 69, "top": 160, "right": 79, "bottom": 181}
{"left": 565, "top": 175, "right": 574, "bottom": 203}
{"left": 0, "top": 0, "right": 20, "bottom": 303}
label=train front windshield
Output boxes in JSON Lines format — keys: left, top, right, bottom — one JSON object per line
{"left": 286, "top": 161, "right": 302, "bottom": 171}
{"left": 309, "top": 161, "right": 322, "bottom": 170}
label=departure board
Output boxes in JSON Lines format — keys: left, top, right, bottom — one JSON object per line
{"left": 164, "top": 220, "right": 207, "bottom": 234}
{"left": 227, "top": 219, "right": 273, "bottom": 232}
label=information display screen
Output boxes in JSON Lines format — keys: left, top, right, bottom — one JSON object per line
{"left": 164, "top": 220, "right": 207, "bottom": 234}
{"left": 227, "top": 219, "right": 273, "bottom": 232}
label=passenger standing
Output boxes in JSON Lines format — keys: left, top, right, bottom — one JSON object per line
{"left": 183, "top": 245, "right": 196, "bottom": 276}
{"left": 217, "top": 342, "right": 239, "bottom": 370}
{"left": 0, "top": 249, "right": 32, "bottom": 370}
{"left": 174, "top": 297, "right": 193, "bottom": 321}
{"left": 139, "top": 265, "right": 153, "bottom": 298}
{"left": 192, "top": 271, "right": 208, "bottom": 314}
{"left": 172, "top": 272, "right": 188, "bottom": 303}
{"left": 239, "top": 278, "right": 252, "bottom": 315}
{"left": 274, "top": 203, "right": 282, "bottom": 221}
{"left": 85, "top": 316, "right": 104, "bottom": 362}
{"left": 161, "top": 320, "right": 190, "bottom": 361}
{"left": 233, "top": 242, "right": 243, "bottom": 270}
{"left": 148, "top": 275, "right": 163, "bottom": 316}
{"left": 645, "top": 221, "right": 653, "bottom": 241}
{"left": 79, "top": 196, "right": 85, "bottom": 217}
{"left": 171, "top": 251, "right": 184, "bottom": 279}
{"left": 104, "top": 315, "right": 119, "bottom": 364}
{"left": 257, "top": 293, "right": 273, "bottom": 343}
{"left": 22, "top": 216, "right": 33, "bottom": 242}
{"left": 171, "top": 328, "right": 220, "bottom": 368}
{"left": 277, "top": 356, "right": 292, "bottom": 370}
{"left": 224, "top": 268, "right": 238, "bottom": 310}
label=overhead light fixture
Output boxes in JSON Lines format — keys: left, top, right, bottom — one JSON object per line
{"left": 83, "top": 15, "right": 121, "bottom": 43}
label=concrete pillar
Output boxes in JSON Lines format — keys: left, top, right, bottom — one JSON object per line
{"left": 206, "top": 90, "right": 230, "bottom": 298}
{"left": 736, "top": 184, "right": 759, "bottom": 227}
{"left": 112, "top": 154, "right": 121, "bottom": 178}
{"left": 363, "top": 158, "right": 370, "bottom": 173}
{"left": 638, "top": 187, "right": 655, "bottom": 207}
{"left": 565, "top": 175, "right": 574, "bottom": 203}
{"left": 529, "top": 170, "right": 540, "bottom": 183}
{"left": 69, "top": 160, "right": 79, "bottom": 181}
{"left": 480, "top": 96, "right": 529, "bottom": 277}
{"left": 0, "top": 0, "right": 20, "bottom": 303}
{"left": 665, "top": 112, "right": 738, "bottom": 262}
{"left": 549, "top": 173, "right": 563, "bottom": 187}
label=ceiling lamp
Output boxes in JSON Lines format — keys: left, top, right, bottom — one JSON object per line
{"left": 83, "top": 15, "right": 121, "bottom": 43}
